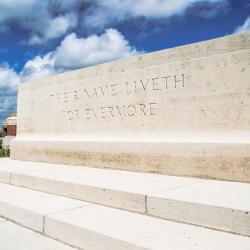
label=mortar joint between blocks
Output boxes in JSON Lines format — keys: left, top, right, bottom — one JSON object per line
{"left": 42, "top": 215, "right": 45, "bottom": 234}
{"left": 145, "top": 195, "right": 148, "bottom": 214}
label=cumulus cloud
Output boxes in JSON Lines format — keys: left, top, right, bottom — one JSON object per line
{"left": 20, "top": 28, "right": 140, "bottom": 82}
{"left": 1, "top": 28, "right": 138, "bottom": 121}
{"left": 28, "top": 12, "right": 78, "bottom": 45}
{"left": 1, "top": 28, "right": 138, "bottom": 89}
{"left": 20, "top": 54, "right": 55, "bottom": 81}
{"left": 0, "top": 64, "right": 19, "bottom": 94}
{"left": 0, "top": 0, "right": 227, "bottom": 43}
{"left": 234, "top": 16, "right": 250, "bottom": 34}
{"left": 84, "top": 0, "right": 226, "bottom": 28}
{"left": 54, "top": 29, "right": 139, "bottom": 69}
{"left": 0, "top": 0, "right": 38, "bottom": 22}
{"left": 0, "top": 0, "right": 229, "bottom": 124}
{"left": 0, "top": 0, "right": 80, "bottom": 44}
{"left": 0, "top": 64, "right": 20, "bottom": 122}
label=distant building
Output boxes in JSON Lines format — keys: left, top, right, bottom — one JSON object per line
{"left": 2, "top": 112, "right": 17, "bottom": 149}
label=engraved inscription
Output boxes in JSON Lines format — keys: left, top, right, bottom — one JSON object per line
{"left": 61, "top": 102, "right": 157, "bottom": 121}
{"left": 50, "top": 74, "right": 186, "bottom": 103}
{"left": 49, "top": 73, "right": 188, "bottom": 122}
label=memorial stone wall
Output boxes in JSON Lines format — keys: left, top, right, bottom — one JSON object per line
{"left": 11, "top": 32, "right": 250, "bottom": 182}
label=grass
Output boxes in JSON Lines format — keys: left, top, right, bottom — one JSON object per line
{"left": 0, "top": 148, "right": 5, "bottom": 157}
{"left": 0, "top": 148, "right": 10, "bottom": 157}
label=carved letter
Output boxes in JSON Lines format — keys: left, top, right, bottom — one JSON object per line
{"left": 127, "top": 105, "right": 136, "bottom": 116}
{"left": 67, "top": 111, "right": 74, "bottom": 120}
{"left": 64, "top": 92, "right": 68, "bottom": 103}
{"left": 149, "top": 103, "right": 157, "bottom": 116}
{"left": 125, "top": 82, "right": 132, "bottom": 95}
{"left": 110, "top": 83, "right": 119, "bottom": 96}
{"left": 100, "top": 106, "right": 107, "bottom": 119}
{"left": 139, "top": 103, "right": 146, "bottom": 116}
{"left": 85, "top": 107, "right": 91, "bottom": 119}
{"left": 174, "top": 74, "right": 185, "bottom": 88}
{"left": 73, "top": 90, "right": 79, "bottom": 101}
{"left": 162, "top": 76, "right": 171, "bottom": 90}
{"left": 92, "top": 87, "right": 99, "bottom": 98}
{"left": 140, "top": 79, "right": 149, "bottom": 91}
{"left": 152, "top": 78, "right": 160, "bottom": 91}
{"left": 74, "top": 110, "right": 80, "bottom": 120}
{"left": 91, "top": 107, "right": 97, "bottom": 119}
{"left": 99, "top": 86, "right": 105, "bottom": 96}
{"left": 84, "top": 89, "right": 90, "bottom": 98}
{"left": 108, "top": 106, "right": 114, "bottom": 117}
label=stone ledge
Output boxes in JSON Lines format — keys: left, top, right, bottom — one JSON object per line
{"left": 0, "top": 159, "right": 250, "bottom": 235}
{"left": 0, "top": 181, "right": 249, "bottom": 250}
{"left": 0, "top": 220, "right": 76, "bottom": 250}
{"left": 11, "top": 141, "right": 250, "bottom": 182}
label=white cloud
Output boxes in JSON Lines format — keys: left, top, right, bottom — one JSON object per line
{"left": 0, "top": 64, "right": 19, "bottom": 93}
{"left": 0, "top": 0, "right": 38, "bottom": 22}
{"left": 0, "top": 0, "right": 227, "bottom": 43}
{"left": 85, "top": 0, "right": 226, "bottom": 28}
{"left": 20, "top": 54, "right": 55, "bottom": 82}
{"left": 28, "top": 12, "right": 78, "bottom": 45}
{"left": 0, "top": 0, "right": 79, "bottom": 44}
{"left": 20, "top": 28, "right": 140, "bottom": 82}
{"left": 234, "top": 17, "right": 250, "bottom": 34}
{"left": 46, "top": 13, "right": 77, "bottom": 40}
{"left": 1, "top": 27, "right": 139, "bottom": 123}
{"left": 0, "top": 64, "right": 20, "bottom": 112}
{"left": 54, "top": 29, "right": 139, "bottom": 69}
{"left": 0, "top": 0, "right": 229, "bottom": 123}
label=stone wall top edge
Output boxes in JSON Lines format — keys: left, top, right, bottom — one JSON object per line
{"left": 19, "top": 32, "right": 250, "bottom": 91}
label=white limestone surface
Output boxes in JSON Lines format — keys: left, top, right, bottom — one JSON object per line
{"left": 0, "top": 158, "right": 203, "bottom": 213}
{"left": 0, "top": 159, "right": 249, "bottom": 235}
{"left": 0, "top": 162, "right": 10, "bottom": 183}
{"left": 0, "top": 173, "right": 249, "bottom": 250}
{"left": 11, "top": 32, "right": 250, "bottom": 182}
{"left": 0, "top": 183, "right": 91, "bottom": 232}
{"left": 0, "top": 220, "right": 76, "bottom": 250}
{"left": 17, "top": 32, "right": 250, "bottom": 88}
{"left": 45, "top": 204, "right": 250, "bottom": 250}
{"left": 148, "top": 180, "right": 250, "bottom": 236}
{"left": 0, "top": 217, "right": 5, "bottom": 222}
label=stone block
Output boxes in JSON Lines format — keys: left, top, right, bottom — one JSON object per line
{"left": 0, "top": 221, "right": 76, "bottom": 250}
{"left": 147, "top": 180, "right": 250, "bottom": 236}
{"left": 11, "top": 33, "right": 250, "bottom": 181}
{"left": 0, "top": 170, "right": 10, "bottom": 184}
{"left": 0, "top": 183, "right": 89, "bottom": 232}
{"left": 45, "top": 204, "right": 250, "bottom": 250}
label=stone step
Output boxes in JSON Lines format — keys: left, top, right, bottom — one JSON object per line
{"left": 0, "top": 158, "right": 249, "bottom": 236}
{"left": 0, "top": 183, "right": 249, "bottom": 250}
{"left": 0, "top": 219, "right": 76, "bottom": 250}
{"left": 0, "top": 181, "right": 89, "bottom": 233}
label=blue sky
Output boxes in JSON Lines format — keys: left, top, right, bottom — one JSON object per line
{"left": 0, "top": 0, "right": 250, "bottom": 125}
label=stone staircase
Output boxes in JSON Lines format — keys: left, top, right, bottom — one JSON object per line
{"left": 1, "top": 32, "right": 249, "bottom": 249}
{"left": 0, "top": 158, "right": 249, "bottom": 250}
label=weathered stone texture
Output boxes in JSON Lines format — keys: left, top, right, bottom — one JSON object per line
{"left": 11, "top": 32, "right": 250, "bottom": 182}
